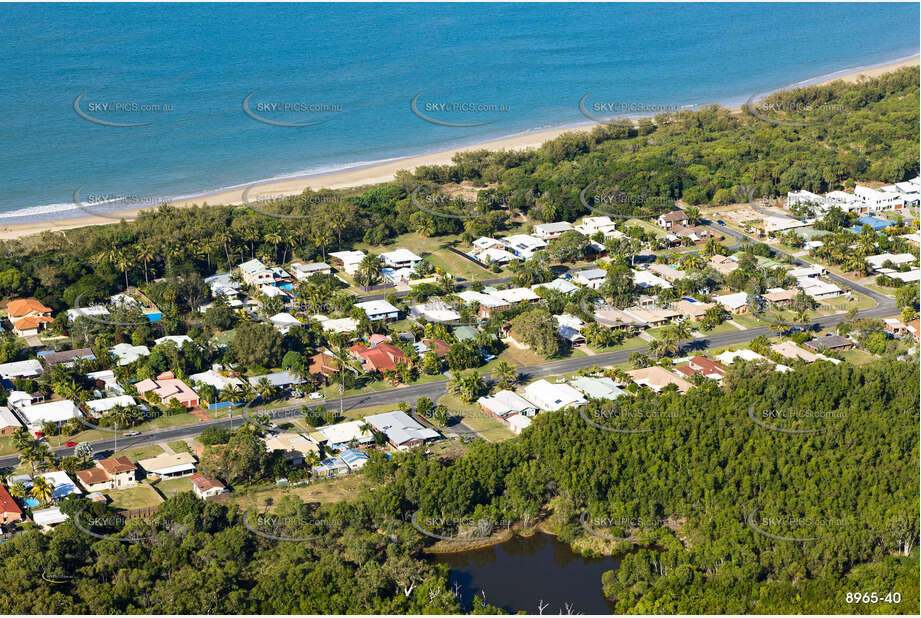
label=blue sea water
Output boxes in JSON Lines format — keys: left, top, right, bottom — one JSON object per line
{"left": 0, "top": 2, "right": 917, "bottom": 222}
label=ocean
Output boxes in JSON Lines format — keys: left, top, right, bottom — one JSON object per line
{"left": 0, "top": 2, "right": 917, "bottom": 223}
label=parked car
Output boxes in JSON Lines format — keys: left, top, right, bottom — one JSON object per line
{"left": 308, "top": 392, "right": 324, "bottom": 400}
{"left": 34, "top": 431, "right": 43, "bottom": 438}
{"left": 64, "top": 441, "right": 77, "bottom": 447}
{"left": 123, "top": 431, "right": 140, "bottom": 437}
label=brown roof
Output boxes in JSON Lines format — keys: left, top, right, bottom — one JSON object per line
{"left": 660, "top": 210, "right": 688, "bottom": 222}
{"left": 6, "top": 298, "right": 52, "bottom": 318}
{"left": 98, "top": 456, "right": 135, "bottom": 475}
{"left": 422, "top": 338, "right": 451, "bottom": 357}
{"left": 763, "top": 289, "right": 797, "bottom": 303}
{"left": 190, "top": 473, "right": 226, "bottom": 492}
{"left": 76, "top": 467, "right": 110, "bottom": 486}
{"left": 12, "top": 315, "right": 54, "bottom": 330}
{"left": 308, "top": 352, "right": 339, "bottom": 377}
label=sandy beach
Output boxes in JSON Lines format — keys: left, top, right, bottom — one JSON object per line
{"left": 2, "top": 55, "right": 917, "bottom": 242}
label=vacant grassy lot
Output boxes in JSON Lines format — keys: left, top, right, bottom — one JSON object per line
{"left": 438, "top": 394, "right": 515, "bottom": 442}
{"left": 223, "top": 474, "right": 373, "bottom": 510}
{"left": 839, "top": 349, "right": 878, "bottom": 366}
{"left": 155, "top": 476, "right": 194, "bottom": 499}
{"left": 106, "top": 483, "right": 164, "bottom": 510}
{"left": 115, "top": 444, "right": 165, "bottom": 462}
{"left": 168, "top": 440, "right": 192, "bottom": 454}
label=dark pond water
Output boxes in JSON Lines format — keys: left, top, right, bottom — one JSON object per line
{"left": 433, "top": 533, "right": 620, "bottom": 615}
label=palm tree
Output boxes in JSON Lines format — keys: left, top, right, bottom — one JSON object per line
{"left": 137, "top": 243, "right": 156, "bottom": 284}
{"left": 356, "top": 254, "right": 383, "bottom": 288}
{"left": 255, "top": 377, "right": 277, "bottom": 403}
{"left": 8, "top": 482, "right": 26, "bottom": 500}
{"left": 264, "top": 231, "right": 283, "bottom": 263}
{"left": 494, "top": 360, "right": 518, "bottom": 390}
{"left": 11, "top": 428, "right": 31, "bottom": 452}
{"left": 30, "top": 476, "right": 54, "bottom": 505}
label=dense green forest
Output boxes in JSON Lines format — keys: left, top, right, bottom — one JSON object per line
{"left": 0, "top": 67, "right": 916, "bottom": 320}
{"left": 0, "top": 360, "right": 916, "bottom": 614}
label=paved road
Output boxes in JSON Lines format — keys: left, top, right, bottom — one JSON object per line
{"left": 2, "top": 222, "right": 893, "bottom": 469}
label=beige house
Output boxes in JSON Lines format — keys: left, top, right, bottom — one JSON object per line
{"left": 707, "top": 255, "right": 738, "bottom": 276}
{"left": 626, "top": 366, "right": 693, "bottom": 394}
{"left": 76, "top": 456, "right": 136, "bottom": 492}
{"left": 671, "top": 300, "right": 715, "bottom": 322}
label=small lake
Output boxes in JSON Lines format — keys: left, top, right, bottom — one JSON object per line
{"left": 433, "top": 533, "right": 619, "bottom": 615}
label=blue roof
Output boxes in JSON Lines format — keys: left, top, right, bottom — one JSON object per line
{"left": 339, "top": 449, "right": 369, "bottom": 465}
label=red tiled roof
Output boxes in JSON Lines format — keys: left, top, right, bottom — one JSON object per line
{"left": 6, "top": 298, "right": 52, "bottom": 318}
{"left": 0, "top": 483, "right": 23, "bottom": 516}
{"left": 76, "top": 467, "right": 110, "bottom": 486}
{"left": 190, "top": 473, "right": 225, "bottom": 492}
{"left": 99, "top": 456, "right": 135, "bottom": 475}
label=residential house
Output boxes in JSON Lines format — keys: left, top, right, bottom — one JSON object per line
{"left": 289, "top": 262, "right": 332, "bottom": 280}
{"left": 865, "top": 253, "right": 916, "bottom": 271}
{"left": 531, "top": 278, "right": 579, "bottom": 296}
{"left": 674, "top": 356, "right": 726, "bottom": 381}
{"left": 189, "top": 474, "right": 228, "bottom": 499}
{"left": 0, "top": 483, "right": 23, "bottom": 525}
{"left": 574, "top": 268, "right": 607, "bottom": 290}
{"left": 633, "top": 270, "right": 673, "bottom": 290}
{"left": 136, "top": 372, "right": 200, "bottom": 409}
{"left": 648, "top": 263, "right": 687, "bottom": 283}
{"left": 313, "top": 314, "right": 358, "bottom": 334}
{"left": 533, "top": 222, "right": 574, "bottom": 240}
{"left": 38, "top": 471, "right": 82, "bottom": 501}
{"left": 626, "top": 366, "right": 693, "bottom": 394}
{"left": 657, "top": 210, "right": 689, "bottom": 230}
{"left": 456, "top": 291, "right": 510, "bottom": 318}
{"left": 0, "top": 359, "right": 43, "bottom": 380}
{"left": 883, "top": 318, "right": 909, "bottom": 337}
{"left": 593, "top": 306, "right": 644, "bottom": 331}
{"left": 66, "top": 305, "right": 110, "bottom": 322}
{"left": 32, "top": 507, "right": 69, "bottom": 529}
{"left": 522, "top": 380, "right": 587, "bottom": 412}
{"left": 364, "top": 410, "right": 440, "bottom": 451}
{"left": 714, "top": 292, "right": 749, "bottom": 314}
{"left": 248, "top": 371, "right": 304, "bottom": 390}
{"left": 39, "top": 348, "right": 95, "bottom": 368}
{"left": 264, "top": 432, "right": 320, "bottom": 465}
{"left": 556, "top": 313, "right": 585, "bottom": 344}
{"left": 329, "top": 250, "right": 366, "bottom": 275}
{"left": 707, "top": 255, "right": 738, "bottom": 276}
{"left": 762, "top": 288, "right": 798, "bottom": 306}
{"left": 473, "top": 246, "right": 518, "bottom": 265}
{"left": 0, "top": 406, "right": 22, "bottom": 435}
{"left": 85, "top": 395, "right": 139, "bottom": 414}
{"left": 771, "top": 341, "right": 824, "bottom": 363}
{"left": 715, "top": 349, "right": 769, "bottom": 365}
{"left": 317, "top": 420, "right": 374, "bottom": 450}
{"left": 569, "top": 376, "right": 626, "bottom": 401}
{"left": 18, "top": 400, "right": 81, "bottom": 431}
{"left": 308, "top": 352, "right": 340, "bottom": 379}
{"left": 411, "top": 300, "right": 461, "bottom": 323}
{"left": 269, "top": 312, "right": 302, "bottom": 334}
{"left": 763, "top": 216, "right": 808, "bottom": 233}
{"left": 478, "top": 390, "right": 539, "bottom": 419}
{"left": 577, "top": 216, "right": 623, "bottom": 239}
{"left": 487, "top": 287, "right": 540, "bottom": 305}
{"left": 419, "top": 338, "right": 451, "bottom": 358}
{"left": 109, "top": 343, "right": 151, "bottom": 366}
{"left": 137, "top": 452, "right": 197, "bottom": 478}
{"left": 797, "top": 278, "right": 844, "bottom": 300}
{"left": 789, "top": 264, "right": 827, "bottom": 279}
{"left": 189, "top": 368, "right": 245, "bottom": 392}
{"left": 853, "top": 185, "right": 904, "bottom": 213}
{"left": 312, "top": 457, "right": 350, "bottom": 478}
{"left": 6, "top": 298, "right": 53, "bottom": 337}
{"left": 506, "top": 414, "right": 532, "bottom": 435}
{"left": 622, "top": 305, "right": 680, "bottom": 327}
{"left": 906, "top": 319, "right": 921, "bottom": 343}
{"left": 349, "top": 343, "right": 407, "bottom": 373}
{"left": 671, "top": 299, "right": 714, "bottom": 322}
{"left": 238, "top": 258, "right": 276, "bottom": 286}
{"left": 803, "top": 334, "right": 854, "bottom": 352}
{"left": 355, "top": 299, "right": 400, "bottom": 322}
{"left": 472, "top": 237, "right": 506, "bottom": 252}
{"left": 339, "top": 448, "right": 370, "bottom": 471}
{"left": 501, "top": 234, "right": 547, "bottom": 259}
{"left": 76, "top": 456, "right": 136, "bottom": 492}
{"left": 380, "top": 249, "right": 423, "bottom": 269}
{"left": 86, "top": 370, "right": 124, "bottom": 395}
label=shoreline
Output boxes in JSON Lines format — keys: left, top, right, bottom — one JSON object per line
{"left": 1, "top": 55, "right": 917, "bottom": 242}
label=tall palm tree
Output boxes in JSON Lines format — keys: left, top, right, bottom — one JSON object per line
{"left": 356, "top": 254, "right": 382, "bottom": 287}
{"left": 30, "top": 476, "right": 54, "bottom": 505}
{"left": 136, "top": 243, "right": 156, "bottom": 284}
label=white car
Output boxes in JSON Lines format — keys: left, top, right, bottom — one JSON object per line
{"left": 308, "top": 392, "right": 325, "bottom": 400}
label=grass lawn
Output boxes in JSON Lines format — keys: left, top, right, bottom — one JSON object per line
{"left": 0, "top": 436, "right": 18, "bottom": 456}
{"left": 840, "top": 349, "right": 878, "bottom": 366}
{"left": 699, "top": 322, "right": 743, "bottom": 336}
{"left": 624, "top": 218, "right": 667, "bottom": 238}
{"left": 155, "top": 477, "right": 194, "bottom": 499}
{"left": 224, "top": 474, "right": 373, "bottom": 510}
{"left": 499, "top": 346, "right": 544, "bottom": 367}
{"left": 427, "top": 438, "right": 469, "bottom": 460}
{"left": 168, "top": 440, "right": 192, "bottom": 454}
{"left": 730, "top": 314, "right": 766, "bottom": 329}
{"left": 342, "top": 403, "right": 405, "bottom": 420}
{"left": 820, "top": 292, "right": 876, "bottom": 313}
{"left": 438, "top": 394, "right": 515, "bottom": 442}
{"left": 115, "top": 444, "right": 165, "bottom": 462}
{"left": 106, "top": 484, "right": 164, "bottom": 510}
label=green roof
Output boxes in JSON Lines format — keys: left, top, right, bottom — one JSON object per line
{"left": 453, "top": 325, "right": 479, "bottom": 341}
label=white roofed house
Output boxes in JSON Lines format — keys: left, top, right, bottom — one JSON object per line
{"left": 574, "top": 268, "right": 607, "bottom": 290}
{"left": 472, "top": 237, "right": 506, "bottom": 252}
{"left": 522, "top": 380, "right": 587, "bottom": 412}
{"left": 576, "top": 216, "right": 623, "bottom": 239}
{"left": 411, "top": 300, "right": 461, "bottom": 323}
{"left": 556, "top": 313, "right": 585, "bottom": 344}
{"left": 633, "top": 270, "right": 673, "bottom": 290}
{"left": 154, "top": 335, "right": 197, "bottom": 349}
{"left": 478, "top": 390, "right": 539, "bottom": 419}
{"left": 456, "top": 291, "right": 509, "bottom": 318}
{"left": 0, "top": 359, "right": 43, "bottom": 380}
{"left": 501, "top": 234, "right": 547, "bottom": 259}
{"left": 569, "top": 376, "right": 627, "bottom": 401}
{"left": 268, "top": 312, "right": 302, "bottom": 334}
{"left": 138, "top": 452, "right": 197, "bottom": 479}
{"left": 533, "top": 222, "right": 574, "bottom": 240}
{"left": 355, "top": 299, "right": 400, "bottom": 322}
{"left": 238, "top": 258, "right": 276, "bottom": 287}
{"left": 189, "top": 368, "right": 245, "bottom": 392}
{"left": 109, "top": 343, "right": 150, "bottom": 366}
{"left": 865, "top": 253, "right": 916, "bottom": 272}
{"left": 85, "top": 395, "right": 139, "bottom": 414}
{"left": 796, "top": 278, "right": 844, "bottom": 300}
{"left": 19, "top": 400, "right": 82, "bottom": 431}
{"left": 506, "top": 414, "right": 532, "bottom": 435}
{"left": 317, "top": 420, "right": 374, "bottom": 451}
{"left": 289, "top": 262, "right": 332, "bottom": 280}
{"left": 380, "top": 249, "right": 423, "bottom": 269}
{"left": 714, "top": 292, "right": 749, "bottom": 314}
{"left": 364, "top": 410, "right": 440, "bottom": 451}
{"left": 0, "top": 406, "right": 23, "bottom": 435}
{"left": 487, "top": 287, "right": 540, "bottom": 305}
{"left": 531, "top": 278, "right": 579, "bottom": 296}
{"left": 473, "top": 246, "right": 518, "bottom": 265}
{"left": 247, "top": 371, "right": 304, "bottom": 390}
{"left": 329, "top": 250, "right": 366, "bottom": 275}
{"left": 853, "top": 185, "right": 904, "bottom": 213}
{"left": 764, "top": 216, "right": 808, "bottom": 233}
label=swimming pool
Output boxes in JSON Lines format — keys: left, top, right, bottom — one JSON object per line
{"left": 23, "top": 497, "right": 39, "bottom": 508}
